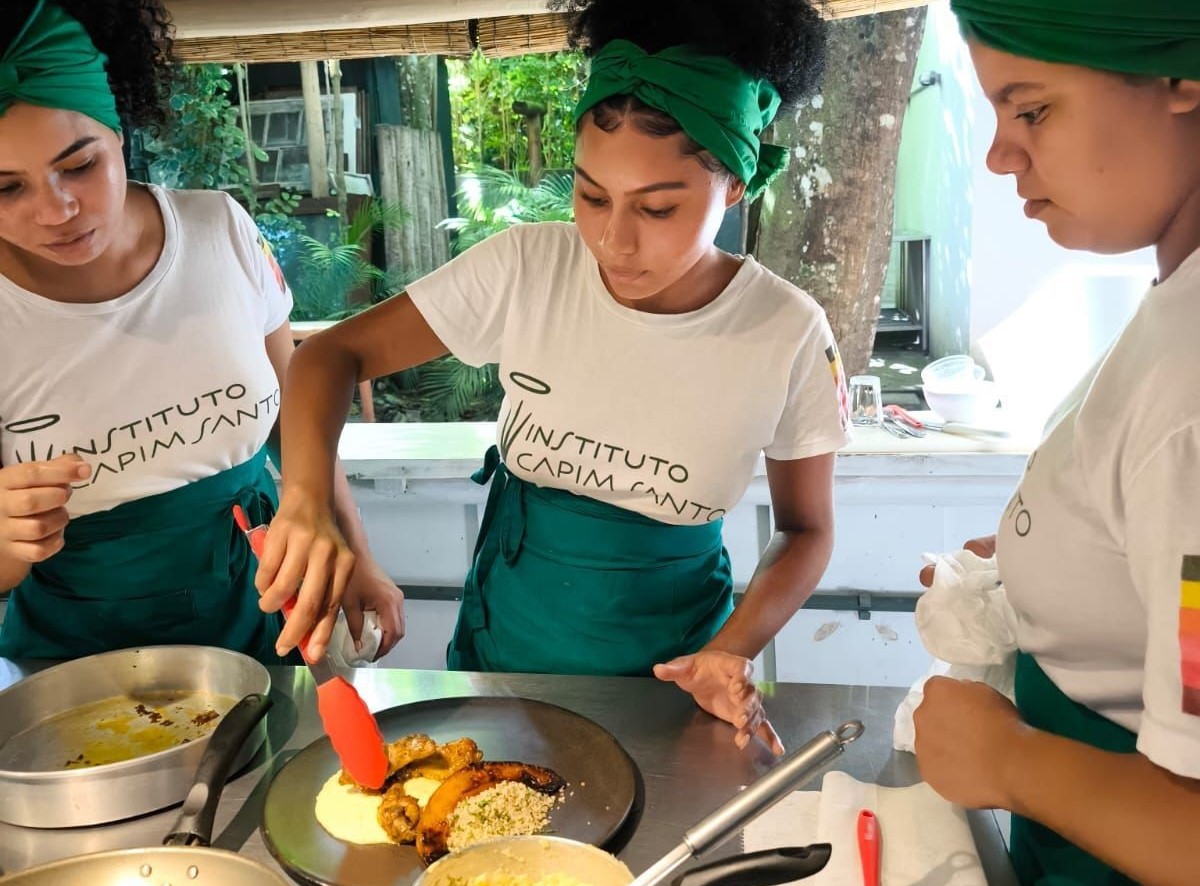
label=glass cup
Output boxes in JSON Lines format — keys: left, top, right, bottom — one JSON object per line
{"left": 848, "top": 375, "right": 883, "bottom": 427}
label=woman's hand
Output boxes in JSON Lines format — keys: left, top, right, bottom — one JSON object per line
{"left": 655, "top": 650, "right": 785, "bottom": 755}
{"left": 0, "top": 454, "right": 90, "bottom": 564}
{"left": 913, "top": 675, "right": 1025, "bottom": 809}
{"left": 342, "top": 556, "right": 406, "bottom": 660}
{"left": 254, "top": 486, "right": 356, "bottom": 660}
{"left": 919, "top": 534, "right": 996, "bottom": 587}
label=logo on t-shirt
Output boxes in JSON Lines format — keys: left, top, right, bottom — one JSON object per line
{"left": 1180, "top": 555, "right": 1200, "bottom": 716}
{"left": 825, "top": 344, "right": 850, "bottom": 431}
{"left": 2, "top": 381, "right": 279, "bottom": 490}
{"left": 498, "top": 370, "right": 725, "bottom": 523}
{"left": 257, "top": 233, "right": 287, "bottom": 294}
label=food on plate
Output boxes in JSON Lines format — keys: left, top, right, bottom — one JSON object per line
{"left": 398, "top": 736, "right": 483, "bottom": 781}
{"left": 416, "top": 762, "right": 566, "bottom": 864}
{"left": 462, "top": 875, "right": 592, "bottom": 886}
{"left": 314, "top": 734, "right": 565, "bottom": 860}
{"left": 314, "top": 770, "right": 393, "bottom": 845}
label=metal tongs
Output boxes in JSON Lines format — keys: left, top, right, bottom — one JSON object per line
{"left": 630, "top": 721, "right": 866, "bottom": 886}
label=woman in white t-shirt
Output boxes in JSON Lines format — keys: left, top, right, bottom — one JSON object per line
{"left": 260, "top": 0, "right": 849, "bottom": 753}
{"left": 912, "top": 2, "right": 1200, "bottom": 883}
{"left": 0, "top": 0, "right": 403, "bottom": 665}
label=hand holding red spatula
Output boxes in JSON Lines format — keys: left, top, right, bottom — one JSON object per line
{"left": 233, "top": 504, "right": 389, "bottom": 790}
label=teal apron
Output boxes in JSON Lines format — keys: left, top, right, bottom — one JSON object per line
{"left": 1010, "top": 651, "right": 1139, "bottom": 885}
{"left": 448, "top": 446, "right": 734, "bottom": 676}
{"left": 0, "top": 449, "right": 290, "bottom": 666}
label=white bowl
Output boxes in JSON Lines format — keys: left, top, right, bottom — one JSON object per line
{"left": 922, "top": 381, "right": 998, "bottom": 424}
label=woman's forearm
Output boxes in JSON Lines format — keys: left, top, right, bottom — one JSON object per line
{"left": 704, "top": 526, "right": 833, "bottom": 660}
{"left": 1001, "top": 728, "right": 1200, "bottom": 886}
{"left": 278, "top": 334, "right": 360, "bottom": 505}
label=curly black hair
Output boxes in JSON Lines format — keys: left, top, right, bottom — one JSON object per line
{"left": 0, "top": 0, "right": 176, "bottom": 130}
{"left": 551, "top": 0, "right": 827, "bottom": 106}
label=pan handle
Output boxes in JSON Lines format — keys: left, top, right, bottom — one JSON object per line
{"left": 162, "top": 692, "right": 273, "bottom": 847}
{"left": 672, "top": 845, "right": 833, "bottom": 886}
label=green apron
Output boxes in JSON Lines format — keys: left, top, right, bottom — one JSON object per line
{"left": 1010, "top": 651, "right": 1139, "bottom": 886}
{"left": 0, "top": 449, "right": 290, "bottom": 666}
{"left": 448, "top": 446, "right": 734, "bottom": 676}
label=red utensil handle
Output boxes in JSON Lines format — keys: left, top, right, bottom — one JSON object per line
{"left": 233, "top": 506, "right": 315, "bottom": 660}
{"left": 857, "top": 808, "right": 881, "bottom": 886}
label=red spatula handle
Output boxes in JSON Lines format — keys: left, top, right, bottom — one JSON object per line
{"left": 233, "top": 505, "right": 317, "bottom": 660}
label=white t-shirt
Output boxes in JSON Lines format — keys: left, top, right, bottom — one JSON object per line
{"left": 0, "top": 185, "right": 292, "bottom": 517}
{"left": 997, "top": 246, "right": 1200, "bottom": 778}
{"left": 407, "top": 222, "right": 851, "bottom": 525}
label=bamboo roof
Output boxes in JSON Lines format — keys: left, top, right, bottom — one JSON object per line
{"left": 168, "top": 0, "right": 930, "bottom": 62}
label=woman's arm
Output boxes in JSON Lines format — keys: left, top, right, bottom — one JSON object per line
{"left": 703, "top": 452, "right": 836, "bottom": 659}
{"left": 915, "top": 676, "right": 1200, "bottom": 886}
{"left": 262, "top": 325, "right": 408, "bottom": 657}
{"left": 256, "top": 295, "right": 449, "bottom": 659}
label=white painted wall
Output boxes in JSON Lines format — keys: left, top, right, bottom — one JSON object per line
{"left": 893, "top": 1, "right": 1156, "bottom": 421}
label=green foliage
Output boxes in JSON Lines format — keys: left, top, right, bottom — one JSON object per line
{"left": 447, "top": 51, "right": 586, "bottom": 174}
{"left": 443, "top": 165, "right": 575, "bottom": 252}
{"left": 144, "top": 64, "right": 258, "bottom": 192}
{"left": 412, "top": 358, "right": 504, "bottom": 422}
{"left": 289, "top": 199, "right": 410, "bottom": 322}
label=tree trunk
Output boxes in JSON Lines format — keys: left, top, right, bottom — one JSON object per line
{"left": 377, "top": 124, "right": 451, "bottom": 281}
{"left": 751, "top": 9, "right": 926, "bottom": 377}
{"left": 327, "top": 59, "right": 348, "bottom": 225}
{"left": 299, "top": 61, "right": 329, "bottom": 197}
{"left": 513, "top": 101, "right": 546, "bottom": 182}
{"left": 396, "top": 56, "right": 438, "bottom": 131}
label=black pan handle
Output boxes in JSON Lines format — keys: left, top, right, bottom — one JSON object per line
{"left": 162, "top": 692, "right": 273, "bottom": 847}
{"left": 673, "top": 845, "right": 833, "bottom": 886}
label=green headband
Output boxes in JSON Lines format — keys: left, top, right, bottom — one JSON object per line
{"left": 951, "top": 0, "right": 1200, "bottom": 81}
{"left": 574, "top": 40, "right": 788, "bottom": 201}
{"left": 0, "top": 0, "right": 121, "bottom": 132}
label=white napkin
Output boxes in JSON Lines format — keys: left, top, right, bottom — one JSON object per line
{"left": 325, "top": 610, "right": 384, "bottom": 668}
{"left": 743, "top": 772, "right": 986, "bottom": 885}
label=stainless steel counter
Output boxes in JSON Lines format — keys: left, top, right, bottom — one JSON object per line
{"left": 0, "top": 663, "right": 1018, "bottom": 884}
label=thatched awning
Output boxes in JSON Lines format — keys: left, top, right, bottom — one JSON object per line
{"left": 167, "top": 0, "right": 930, "bottom": 62}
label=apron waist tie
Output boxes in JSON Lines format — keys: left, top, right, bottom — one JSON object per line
{"left": 457, "top": 446, "right": 525, "bottom": 645}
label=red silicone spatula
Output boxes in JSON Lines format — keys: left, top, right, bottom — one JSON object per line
{"left": 233, "top": 504, "right": 388, "bottom": 790}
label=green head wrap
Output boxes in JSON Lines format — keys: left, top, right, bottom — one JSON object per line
{"left": 573, "top": 39, "right": 788, "bottom": 201}
{"left": 951, "top": 0, "right": 1200, "bottom": 81}
{"left": 0, "top": 0, "right": 121, "bottom": 132}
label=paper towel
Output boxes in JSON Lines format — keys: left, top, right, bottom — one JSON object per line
{"left": 743, "top": 772, "right": 986, "bottom": 885}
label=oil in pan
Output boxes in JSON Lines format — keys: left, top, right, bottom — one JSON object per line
{"left": 0, "top": 690, "right": 240, "bottom": 772}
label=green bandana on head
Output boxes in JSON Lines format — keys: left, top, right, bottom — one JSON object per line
{"left": 0, "top": 0, "right": 121, "bottom": 132}
{"left": 573, "top": 39, "right": 788, "bottom": 201}
{"left": 951, "top": 0, "right": 1200, "bottom": 81}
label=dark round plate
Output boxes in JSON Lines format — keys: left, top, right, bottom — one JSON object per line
{"left": 261, "top": 696, "right": 639, "bottom": 886}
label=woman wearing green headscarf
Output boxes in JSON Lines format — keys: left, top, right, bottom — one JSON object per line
{"left": 0, "top": 0, "right": 404, "bottom": 665}
{"left": 261, "top": 0, "right": 845, "bottom": 754}
{"left": 912, "top": 2, "right": 1200, "bottom": 884}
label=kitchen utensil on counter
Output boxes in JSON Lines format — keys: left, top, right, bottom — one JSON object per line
{"left": 416, "top": 720, "right": 864, "bottom": 886}
{"left": 0, "top": 692, "right": 289, "bottom": 886}
{"left": 232, "top": 505, "right": 388, "bottom": 790}
{"left": 921, "top": 417, "right": 1010, "bottom": 439}
{"left": 0, "top": 645, "right": 270, "bottom": 828}
{"left": 857, "top": 809, "right": 881, "bottom": 886}
{"left": 262, "top": 695, "right": 639, "bottom": 886}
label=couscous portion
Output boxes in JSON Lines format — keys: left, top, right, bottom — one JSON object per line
{"left": 447, "top": 781, "right": 562, "bottom": 851}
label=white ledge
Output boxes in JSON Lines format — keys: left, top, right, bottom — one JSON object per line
{"left": 336, "top": 420, "right": 1036, "bottom": 482}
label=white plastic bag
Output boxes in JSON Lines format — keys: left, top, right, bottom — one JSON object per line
{"left": 893, "top": 549, "right": 1018, "bottom": 752}
{"left": 326, "top": 610, "right": 384, "bottom": 668}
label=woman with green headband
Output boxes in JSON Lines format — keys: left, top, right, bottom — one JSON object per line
{"left": 262, "top": 0, "right": 840, "bottom": 753}
{"left": 911, "top": 2, "right": 1200, "bottom": 883}
{"left": 0, "top": 0, "right": 404, "bottom": 666}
